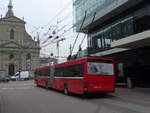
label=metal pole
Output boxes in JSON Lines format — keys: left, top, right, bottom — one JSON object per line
{"left": 56, "top": 41, "right": 59, "bottom": 58}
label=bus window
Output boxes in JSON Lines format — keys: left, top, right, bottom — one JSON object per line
{"left": 34, "top": 71, "right": 37, "bottom": 78}
{"left": 45, "top": 69, "right": 50, "bottom": 76}
{"left": 88, "top": 62, "right": 114, "bottom": 75}
{"left": 55, "top": 67, "right": 64, "bottom": 77}
{"left": 63, "top": 63, "right": 84, "bottom": 77}
{"left": 36, "top": 70, "right": 41, "bottom": 77}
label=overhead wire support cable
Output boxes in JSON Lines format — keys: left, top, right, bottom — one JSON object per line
{"left": 58, "top": 12, "right": 73, "bottom": 24}
{"left": 41, "top": 21, "right": 74, "bottom": 47}
{"left": 41, "top": 25, "right": 74, "bottom": 48}
{"left": 44, "top": 24, "right": 66, "bottom": 42}
{"left": 30, "top": 0, "right": 100, "bottom": 36}
{"left": 40, "top": 26, "right": 58, "bottom": 43}
{"left": 37, "top": 0, "right": 97, "bottom": 42}
{"left": 41, "top": 1, "right": 100, "bottom": 49}
{"left": 39, "top": 1, "right": 72, "bottom": 33}
{"left": 32, "top": 1, "right": 72, "bottom": 43}
{"left": 40, "top": 16, "right": 73, "bottom": 44}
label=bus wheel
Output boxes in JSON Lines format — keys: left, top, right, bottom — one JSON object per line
{"left": 45, "top": 82, "right": 49, "bottom": 89}
{"left": 64, "top": 85, "right": 69, "bottom": 95}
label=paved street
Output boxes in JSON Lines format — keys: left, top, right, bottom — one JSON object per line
{"left": 0, "top": 80, "right": 150, "bottom": 113}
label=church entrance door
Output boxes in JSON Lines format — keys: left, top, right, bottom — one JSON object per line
{"left": 8, "top": 64, "right": 15, "bottom": 76}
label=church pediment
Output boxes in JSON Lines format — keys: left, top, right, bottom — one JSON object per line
{"left": 2, "top": 16, "right": 26, "bottom": 24}
{"left": 0, "top": 41, "right": 22, "bottom": 48}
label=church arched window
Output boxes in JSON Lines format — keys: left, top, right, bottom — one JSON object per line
{"left": 10, "top": 29, "right": 14, "bottom": 40}
{"left": 9, "top": 53, "right": 14, "bottom": 59}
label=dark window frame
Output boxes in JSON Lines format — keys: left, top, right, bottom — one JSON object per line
{"left": 9, "top": 54, "right": 14, "bottom": 59}
{"left": 10, "top": 29, "right": 15, "bottom": 40}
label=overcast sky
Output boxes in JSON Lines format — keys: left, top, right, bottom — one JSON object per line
{"left": 0, "top": 0, "right": 87, "bottom": 61}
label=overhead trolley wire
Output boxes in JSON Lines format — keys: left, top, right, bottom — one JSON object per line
{"left": 39, "top": 1, "right": 73, "bottom": 33}
{"left": 30, "top": 0, "right": 99, "bottom": 36}
{"left": 41, "top": 0, "right": 99, "bottom": 38}
{"left": 40, "top": 0, "right": 100, "bottom": 50}
{"left": 41, "top": 25, "right": 74, "bottom": 48}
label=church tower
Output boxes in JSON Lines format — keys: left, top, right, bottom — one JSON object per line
{"left": 6, "top": 0, "right": 14, "bottom": 17}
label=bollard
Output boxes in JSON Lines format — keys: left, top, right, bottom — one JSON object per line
{"left": 127, "top": 77, "right": 132, "bottom": 88}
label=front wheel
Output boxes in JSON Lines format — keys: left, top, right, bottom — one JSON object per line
{"left": 45, "top": 82, "right": 49, "bottom": 89}
{"left": 35, "top": 80, "right": 39, "bottom": 87}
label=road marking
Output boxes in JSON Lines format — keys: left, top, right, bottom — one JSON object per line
{"left": 0, "top": 83, "right": 34, "bottom": 86}
{"left": 1, "top": 86, "right": 35, "bottom": 90}
{"left": 99, "top": 106, "right": 121, "bottom": 113}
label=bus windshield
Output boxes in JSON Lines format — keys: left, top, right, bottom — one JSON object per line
{"left": 88, "top": 61, "right": 114, "bottom": 75}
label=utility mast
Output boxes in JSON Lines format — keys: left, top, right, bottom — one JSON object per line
{"left": 52, "top": 37, "right": 66, "bottom": 58}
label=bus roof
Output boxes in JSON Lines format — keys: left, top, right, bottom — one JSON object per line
{"left": 36, "top": 57, "right": 114, "bottom": 70}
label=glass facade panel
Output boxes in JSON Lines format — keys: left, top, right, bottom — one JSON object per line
{"left": 112, "top": 22, "right": 122, "bottom": 40}
{"left": 76, "top": 1, "right": 150, "bottom": 55}
{"left": 97, "top": 39, "right": 102, "bottom": 49}
{"left": 88, "top": 16, "right": 135, "bottom": 54}
{"left": 121, "top": 17, "right": 134, "bottom": 37}
{"left": 73, "top": 0, "right": 129, "bottom": 30}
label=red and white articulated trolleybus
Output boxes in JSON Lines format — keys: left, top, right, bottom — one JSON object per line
{"left": 34, "top": 57, "right": 115, "bottom": 95}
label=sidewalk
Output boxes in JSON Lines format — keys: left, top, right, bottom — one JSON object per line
{"left": 114, "top": 87, "right": 150, "bottom": 103}
{"left": 134, "top": 88, "right": 150, "bottom": 93}
{"left": 116, "top": 87, "right": 150, "bottom": 94}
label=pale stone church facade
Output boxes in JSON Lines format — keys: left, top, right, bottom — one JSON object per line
{"left": 0, "top": 0, "right": 40, "bottom": 77}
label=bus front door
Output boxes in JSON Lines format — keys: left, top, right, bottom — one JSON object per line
{"left": 49, "top": 60, "right": 57, "bottom": 88}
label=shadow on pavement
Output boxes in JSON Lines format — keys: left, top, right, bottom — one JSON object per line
{"left": 71, "top": 93, "right": 116, "bottom": 100}
{"left": 35, "top": 85, "right": 116, "bottom": 100}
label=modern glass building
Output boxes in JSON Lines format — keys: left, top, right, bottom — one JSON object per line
{"left": 74, "top": 0, "right": 129, "bottom": 31}
{"left": 73, "top": 0, "right": 150, "bottom": 87}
